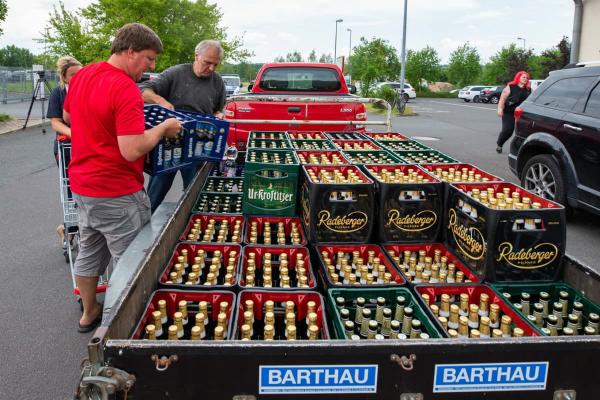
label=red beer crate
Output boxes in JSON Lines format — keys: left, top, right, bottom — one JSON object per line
{"left": 295, "top": 150, "right": 351, "bottom": 165}
{"left": 365, "top": 132, "right": 409, "bottom": 142}
{"left": 332, "top": 140, "right": 381, "bottom": 151}
{"left": 244, "top": 216, "right": 307, "bottom": 246}
{"left": 180, "top": 214, "right": 245, "bottom": 243}
{"left": 239, "top": 245, "right": 317, "bottom": 290}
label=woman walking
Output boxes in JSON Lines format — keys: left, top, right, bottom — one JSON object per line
{"left": 496, "top": 71, "right": 531, "bottom": 153}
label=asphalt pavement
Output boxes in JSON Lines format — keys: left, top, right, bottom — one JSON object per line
{"left": 0, "top": 98, "right": 599, "bottom": 399}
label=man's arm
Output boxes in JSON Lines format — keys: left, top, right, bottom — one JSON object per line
{"left": 50, "top": 118, "right": 72, "bottom": 137}
{"left": 117, "top": 118, "right": 181, "bottom": 162}
{"left": 141, "top": 88, "right": 174, "bottom": 110}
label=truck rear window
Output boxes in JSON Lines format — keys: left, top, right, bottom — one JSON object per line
{"left": 259, "top": 67, "right": 341, "bottom": 92}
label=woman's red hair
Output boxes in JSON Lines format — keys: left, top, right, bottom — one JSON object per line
{"left": 509, "top": 71, "right": 530, "bottom": 89}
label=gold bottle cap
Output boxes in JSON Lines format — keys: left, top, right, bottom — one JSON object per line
{"left": 470, "top": 329, "right": 481, "bottom": 338}
{"left": 214, "top": 325, "right": 225, "bottom": 340}
{"left": 178, "top": 300, "right": 188, "bottom": 318}
{"left": 152, "top": 310, "right": 162, "bottom": 325}
{"left": 145, "top": 324, "right": 156, "bottom": 340}
{"left": 245, "top": 299, "right": 254, "bottom": 313}
{"left": 308, "top": 324, "right": 320, "bottom": 340}
{"left": 492, "top": 328, "right": 503, "bottom": 338}
{"left": 191, "top": 325, "right": 201, "bottom": 340}
{"left": 286, "top": 325, "right": 297, "bottom": 340}
{"left": 167, "top": 325, "right": 178, "bottom": 340}
{"left": 241, "top": 324, "right": 252, "bottom": 339}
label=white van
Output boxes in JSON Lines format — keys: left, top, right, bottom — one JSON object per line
{"left": 222, "top": 74, "right": 242, "bottom": 96}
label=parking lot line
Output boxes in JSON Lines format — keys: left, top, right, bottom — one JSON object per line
{"left": 423, "top": 100, "right": 497, "bottom": 111}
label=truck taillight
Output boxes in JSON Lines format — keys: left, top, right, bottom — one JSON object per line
{"left": 225, "top": 109, "right": 235, "bottom": 118}
{"left": 355, "top": 112, "right": 366, "bottom": 120}
{"left": 514, "top": 107, "right": 523, "bottom": 124}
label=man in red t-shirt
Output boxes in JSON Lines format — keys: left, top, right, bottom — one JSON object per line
{"left": 64, "top": 23, "right": 181, "bottom": 333}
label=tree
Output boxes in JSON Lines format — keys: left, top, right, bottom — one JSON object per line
{"left": 0, "top": 45, "right": 35, "bottom": 67}
{"left": 349, "top": 37, "right": 401, "bottom": 96}
{"left": 274, "top": 56, "right": 285, "bottom": 62}
{"left": 285, "top": 51, "right": 303, "bottom": 62}
{"left": 481, "top": 44, "right": 533, "bottom": 85}
{"left": 45, "top": 0, "right": 250, "bottom": 70}
{"left": 447, "top": 42, "right": 481, "bottom": 87}
{"left": 0, "top": 0, "right": 7, "bottom": 36}
{"left": 537, "top": 36, "right": 571, "bottom": 78}
{"left": 307, "top": 49, "right": 317, "bottom": 62}
{"left": 319, "top": 53, "right": 333, "bottom": 63}
{"left": 405, "top": 46, "right": 441, "bottom": 91}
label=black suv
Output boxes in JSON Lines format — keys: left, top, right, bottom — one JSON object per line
{"left": 509, "top": 63, "right": 600, "bottom": 215}
{"left": 480, "top": 86, "right": 502, "bottom": 104}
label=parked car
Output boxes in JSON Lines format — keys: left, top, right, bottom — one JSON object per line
{"left": 508, "top": 62, "right": 600, "bottom": 215}
{"left": 458, "top": 85, "right": 493, "bottom": 102}
{"left": 479, "top": 86, "right": 503, "bottom": 104}
{"left": 222, "top": 74, "right": 242, "bottom": 96}
{"left": 375, "top": 81, "right": 417, "bottom": 101}
{"left": 139, "top": 72, "right": 160, "bottom": 82}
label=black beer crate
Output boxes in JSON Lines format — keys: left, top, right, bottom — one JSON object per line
{"left": 239, "top": 245, "right": 317, "bottom": 290}
{"left": 414, "top": 284, "right": 540, "bottom": 338}
{"left": 131, "top": 289, "right": 236, "bottom": 340}
{"left": 421, "top": 163, "right": 503, "bottom": 184}
{"left": 242, "top": 149, "right": 300, "bottom": 216}
{"left": 300, "top": 165, "right": 374, "bottom": 243}
{"left": 201, "top": 177, "right": 244, "bottom": 193}
{"left": 394, "top": 150, "right": 459, "bottom": 164}
{"left": 341, "top": 150, "right": 404, "bottom": 166}
{"left": 248, "top": 131, "right": 288, "bottom": 140}
{"left": 315, "top": 244, "right": 406, "bottom": 288}
{"left": 158, "top": 243, "right": 242, "bottom": 290}
{"left": 326, "top": 287, "right": 444, "bottom": 340}
{"left": 192, "top": 193, "right": 243, "bottom": 214}
{"left": 382, "top": 243, "right": 480, "bottom": 285}
{"left": 247, "top": 138, "right": 292, "bottom": 150}
{"left": 364, "top": 164, "right": 443, "bottom": 242}
{"left": 180, "top": 214, "right": 245, "bottom": 243}
{"left": 244, "top": 215, "right": 307, "bottom": 246}
{"left": 492, "top": 282, "right": 600, "bottom": 336}
{"left": 286, "top": 131, "right": 328, "bottom": 140}
{"left": 377, "top": 140, "right": 431, "bottom": 152}
{"left": 325, "top": 131, "right": 368, "bottom": 140}
{"left": 444, "top": 182, "right": 566, "bottom": 282}
{"left": 289, "top": 139, "right": 336, "bottom": 151}
{"left": 365, "top": 132, "right": 409, "bottom": 142}
{"left": 231, "top": 290, "right": 330, "bottom": 340}
{"left": 295, "top": 150, "right": 351, "bottom": 165}
{"left": 332, "top": 139, "right": 381, "bottom": 151}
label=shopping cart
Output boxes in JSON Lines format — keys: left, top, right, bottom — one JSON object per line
{"left": 57, "top": 142, "right": 109, "bottom": 307}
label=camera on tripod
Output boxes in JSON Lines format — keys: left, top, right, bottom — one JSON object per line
{"left": 34, "top": 70, "right": 46, "bottom": 79}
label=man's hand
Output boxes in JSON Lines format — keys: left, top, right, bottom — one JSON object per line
{"left": 158, "top": 98, "right": 175, "bottom": 110}
{"left": 214, "top": 111, "right": 225, "bottom": 120}
{"left": 160, "top": 117, "right": 182, "bottom": 139}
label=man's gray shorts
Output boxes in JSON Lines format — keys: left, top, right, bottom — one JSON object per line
{"left": 73, "top": 190, "right": 151, "bottom": 277}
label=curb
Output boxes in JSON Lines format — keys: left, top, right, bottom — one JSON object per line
{"left": 0, "top": 119, "right": 45, "bottom": 135}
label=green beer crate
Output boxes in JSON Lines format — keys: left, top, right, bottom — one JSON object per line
{"left": 326, "top": 287, "right": 444, "bottom": 339}
{"left": 491, "top": 282, "right": 600, "bottom": 336}
{"left": 378, "top": 140, "right": 431, "bottom": 152}
{"left": 247, "top": 138, "right": 292, "bottom": 150}
{"left": 290, "top": 139, "right": 335, "bottom": 151}
{"left": 341, "top": 150, "right": 405, "bottom": 165}
{"left": 394, "top": 150, "right": 459, "bottom": 164}
{"left": 242, "top": 149, "right": 300, "bottom": 216}
{"left": 248, "top": 131, "right": 287, "bottom": 140}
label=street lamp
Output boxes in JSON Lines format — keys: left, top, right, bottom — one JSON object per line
{"left": 517, "top": 37, "right": 526, "bottom": 50}
{"left": 347, "top": 28, "right": 352, "bottom": 60}
{"left": 334, "top": 18, "right": 343, "bottom": 63}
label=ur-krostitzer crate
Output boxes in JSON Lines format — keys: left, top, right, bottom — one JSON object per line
{"left": 444, "top": 182, "right": 566, "bottom": 282}
{"left": 295, "top": 150, "right": 350, "bottom": 165}
{"left": 324, "top": 131, "right": 369, "bottom": 140}
{"left": 180, "top": 214, "right": 245, "bottom": 243}
{"left": 192, "top": 193, "right": 243, "bottom": 214}
{"left": 247, "top": 138, "right": 292, "bottom": 150}
{"left": 248, "top": 131, "right": 288, "bottom": 140}
{"left": 377, "top": 140, "right": 431, "bottom": 153}
{"left": 289, "top": 139, "right": 336, "bottom": 151}
{"left": 332, "top": 140, "right": 381, "bottom": 151}
{"left": 300, "top": 165, "right": 375, "bottom": 243}
{"left": 201, "top": 177, "right": 244, "bottom": 193}
{"left": 365, "top": 132, "right": 409, "bottom": 141}
{"left": 286, "top": 131, "right": 327, "bottom": 140}
{"left": 341, "top": 150, "right": 404, "bottom": 166}
{"left": 394, "top": 150, "right": 459, "bottom": 164}
{"left": 364, "top": 164, "right": 443, "bottom": 242}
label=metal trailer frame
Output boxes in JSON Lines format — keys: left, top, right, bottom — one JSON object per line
{"left": 76, "top": 163, "right": 600, "bottom": 400}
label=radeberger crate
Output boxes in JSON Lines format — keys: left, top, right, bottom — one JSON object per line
{"left": 377, "top": 140, "right": 431, "bottom": 152}
{"left": 341, "top": 150, "right": 404, "bottom": 165}
{"left": 365, "top": 132, "right": 409, "bottom": 141}
{"left": 364, "top": 164, "right": 443, "bottom": 242}
{"left": 300, "top": 165, "right": 374, "bottom": 243}
{"left": 242, "top": 149, "right": 300, "bottom": 216}
{"left": 332, "top": 140, "right": 381, "bottom": 151}
{"left": 325, "top": 131, "right": 368, "bottom": 140}
{"left": 246, "top": 138, "right": 291, "bottom": 150}
{"left": 492, "top": 282, "right": 600, "bottom": 336}
{"left": 180, "top": 214, "right": 245, "bottom": 243}
{"left": 422, "top": 163, "right": 503, "bottom": 184}
{"left": 289, "top": 139, "right": 336, "bottom": 151}
{"left": 249, "top": 131, "right": 287, "bottom": 140}
{"left": 444, "top": 182, "right": 566, "bottom": 282}
{"left": 395, "top": 150, "right": 459, "bottom": 164}
{"left": 286, "top": 131, "right": 327, "bottom": 140}
{"left": 295, "top": 150, "right": 350, "bottom": 165}
{"left": 193, "top": 193, "right": 243, "bottom": 214}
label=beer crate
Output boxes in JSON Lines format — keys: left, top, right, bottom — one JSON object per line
{"left": 143, "top": 105, "right": 195, "bottom": 175}
{"left": 208, "top": 164, "right": 245, "bottom": 178}
{"left": 300, "top": 165, "right": 374, "bottom": 243}
{"left": 365, "top": 132, "right": 409, "bottom": 142}
{"left": 394, "top": 150, "right": 459, "bottom": 164}
{"left": 326, "top": 287, "right": 443, "bottom": 340}
{"left": 341, "top": 150, "right": 404, "bottom": 166}
{"left": 239, "top": 246, "right": 317, "bottom": 290}
{"left": 248, "top": 131, "right": 287, "bottom": 140}
{"left": 180, "top": 214, "right": 245, "bottom": 243}
{"left": 332, "top": 140, "right": 381, "bottom": 151}
{"left": 377, "top": 140, "right": 431, "bottom": 152}
{"left": 383, "top": 243, "right": 480, "bottom": 285}
{"left": 286, "top": 131, "right": 327, "bottom": 140}
{"left": 492, "top": 282, "right": 600, "bottom": 336}
{"left": 289, "top": 139, "right": 336, "bottom": 151}
{"left": 444, "top": 182, "right": 566, "bottom": 282}
{"left": 247, "top": 138, "right": 292, "bottom": 150}
{"left": 232, "top": 290, "right": 330, "bottom": 340}
{"left": 364, "top": 164, "right": 443, "bottom": 242}
{"left": 158, "top": 243, "right": 242, "bottom": 290}
{"left": 421, "top": 163, "right": 503, "bottom": 184}
{"left": 192, "top": 193, "right": 243, "bottom": 214}
{"left": 244, "top": 216, "right": 307, "bottom": 246}
{"left": 131, "top": 289, "right": 236, "bottom": 340}
{"left": 324, "top": 131, "right": 368, "bottom": 140}
{"left": 414, "top": 284, "right": 539, "bottom": 338}
{"left": 242, "top": 149, "right": 300, "bottom": 216}
{"left": 295, "top": 150, "right": 350, "bottom": 165}
{"left": 175, "top": 109, "right": 229, "bottom": 162}
{"left": 201, "top": 177, "right": 244, "bottom": 193}
{"left": 316, "top": 244, "right": 405, "bottom": 288}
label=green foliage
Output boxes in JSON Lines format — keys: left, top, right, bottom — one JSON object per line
{"left": 348, "top": 37, "right": 401, "bottom": 96}
{"left": 538, "top": 36, "right": 571, "bottom": 78}
{"left": 416, "top": 88, "right": 456, "bottom": 98}
{"left": 447, "top": 42, "right": 481, "bottom": 87}
{"left": 405, "top": 46, "right": 441, "bottom": 91}
{"left": 0, "top": 0, "right": 7, "bottom": 36}
{"left": 0, "top": 45, "right": 35, "bottom": 67}
{"left": 283, "top": 51, "right": 303, "bottom": 62}
{"left": 370, "top": 85, "right": 397, "bottom": 108}
{"left": 319, "top": 53, "right": 333, "bottom": 63}
{"left": 307, "top": 49, "right": 317, "bottom": 62}
{"left": 481, "top": 44, "right": 533, "bottom": 85}
{"left": 44, "top": 0, "right": 250, "bottom": 70}
{"left": 0, "top": 113, "right": 11, "bottom": 122}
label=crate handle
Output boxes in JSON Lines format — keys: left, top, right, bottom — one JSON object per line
{"left": 328, "top": 190, "right": 357, "bottom": 202}
{"left": 151, "top": 354, "right": 179, "bottom": 372}
{"left": 390, "top": 353, "right": 417, "bottom": 371}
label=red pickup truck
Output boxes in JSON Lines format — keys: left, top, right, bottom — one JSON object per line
{"left": 224, "top": 63, "right": 367, "bottom": 149}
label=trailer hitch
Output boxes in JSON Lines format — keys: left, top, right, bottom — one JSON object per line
{"left": 77, "top": 359, "right": 135, "bottom": 400}
{"left": 390, "top": 353, "right": 417, "bottom": 371}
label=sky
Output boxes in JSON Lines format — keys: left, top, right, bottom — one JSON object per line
{"left": 0, "top": 0, "right": 575, "bottom": 64}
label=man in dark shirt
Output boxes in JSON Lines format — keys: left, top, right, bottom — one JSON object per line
{"left": 140, "top": 39, "right": 226, "bottom": 212}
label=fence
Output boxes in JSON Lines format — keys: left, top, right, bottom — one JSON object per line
{"left": 0, "top": 66, "right": 59, "bottom": 104}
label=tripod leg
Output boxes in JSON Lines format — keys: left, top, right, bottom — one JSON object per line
{"left": 23, "top": 80, "right": 41, "bottom": 130}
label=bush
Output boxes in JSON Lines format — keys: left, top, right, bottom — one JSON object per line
{"left": 417, "top": 88, "right": 456, "bottom": 98}
{"left": 370, "top": 86, "right": 397, "bottom": 109}
{"left": 0, "top": 113, "right": 11, "bottom": 122}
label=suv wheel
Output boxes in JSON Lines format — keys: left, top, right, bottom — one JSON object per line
{"left": 490, "top": 95, "right": 499, "bottom": 104}
{"left": 521, "top": 154, "right": 566, "bottom": 205}
{"left": 473, "top": 95, "right": 480, "bottom": 103}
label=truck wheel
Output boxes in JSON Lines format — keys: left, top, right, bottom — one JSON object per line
{"left": 521, "top": 154, "right": 566, "bottom": 205}
{"left": 490, "top": 96, "right": 499, "bottom": 104}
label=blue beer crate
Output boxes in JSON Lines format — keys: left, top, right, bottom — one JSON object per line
{"left": 144, "top": 105, "right": 195, "bottom": 176}
{"left": 176, "top": 110, "right": 230, "bottom": 162}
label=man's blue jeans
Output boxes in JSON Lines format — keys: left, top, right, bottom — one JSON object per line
{"left": 148, "top": 164, "right": 199, "bottom": 213}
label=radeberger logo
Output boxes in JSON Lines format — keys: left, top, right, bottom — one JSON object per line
{"left": 301, "top": 190, "right": 311, "bottom": 227}
{"left": 317, "top": 210, "right": 368, "bottom": 233}
{"left": 496, "top": 242, "right": 558, "bottom": 269}
{"left": 447, "top": 208, "right": 485, "bottom": 260}
{"left": 248, "top": 185, "right": 293, "bottom": 203}
{"left": 386, "top": 209, "right": 437, "bottom": 232}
